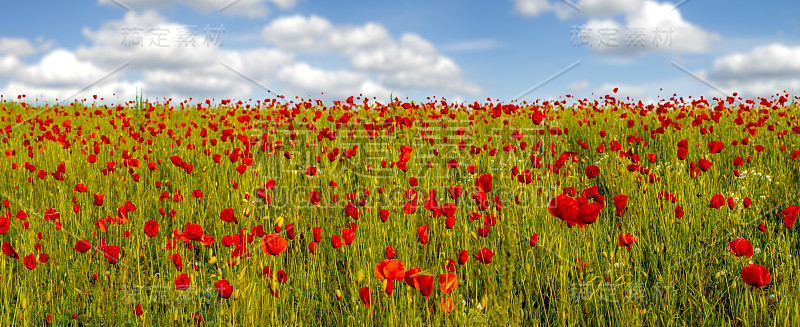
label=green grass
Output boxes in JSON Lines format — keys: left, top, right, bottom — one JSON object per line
{"left": 0, "top": 97, "right": 798, "bottom": 326}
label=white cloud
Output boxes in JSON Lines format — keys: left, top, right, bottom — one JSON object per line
{"left": 514, "top": 0, "right": 552, "bottom": 17}
{"left": 708, "top": 43, "right": 800, "bottom": 80}
{"left": 554, "top": 0, "right": 643, "bottom": 18}
{"left": 263, "top": 15, "right": 481, "bottom": 96}
{"left": 577, "top": 1, "right": 718, "bottom": 55}
{"left": 76, "top": 11, "right": 219, "bottom": 71}
{"left": 71, "top": 11, "right": 295, "bottom": 100}
{"left": 263, "top": 15, "right": 391, "bottom": 54}
{"left": 0, "top": 55, "right": 21, "bottom": 79}
{"left": 277, "top": 63, "right": 391, "bottom": 99}
{"left": 1, "top": 11, "right": 287, "bottom": 101}
{"left": 569, "top": 80, "right": 589, "bottom": 92}
{"left": 98, "top": 0, "right": 298, "bottom": 18}
{"left": 518, "top": 0, "right": 643, "bottom": 18}
{"left": 0, "top": 38, "right": 38, "bottom": 57}
{"left": 15, "top": 49, "right": 111, "bottom": 88}
{"left": 517, "top": 0, "right": 718, "bottom": 55}
{"left": 3, "top": 11, "right": 479, "bottom": 103}
{"left": 3, "top": 49, "right": 137, "bottom": 101}
{"left": 704, "top": 43, "right": 800, "bottom": 98}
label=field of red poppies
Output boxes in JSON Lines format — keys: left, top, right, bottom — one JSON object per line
{"left": 0, "top": 93, "right": 799, "bottom": 326}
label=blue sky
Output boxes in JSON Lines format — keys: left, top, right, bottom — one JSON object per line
{"left": 1, "top": 0, "right": 798, "bottom": 105}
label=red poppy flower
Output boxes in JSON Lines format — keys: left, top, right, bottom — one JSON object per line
{"left": 175, "top": 273, "right": 191, "bottom": 290}
{"left": 416, "top": 226, "right": 429, "bottom": 244}
{"left": 399, "top": 146, "right": 413, "bottom": 162}
{"left": 202, "top": 235, "right": 215, "bottom": 247}
{"left": 458, "top": 250, "right": 469, "bottom": 265}
{"left": 182, "top": 223, "right": 203, "bottom": 241}
{"left": 379, "top": 209, "right": 390, "bottom": 222}
{"left": 277, "top": 270, "right": 288, "bottom": 283}
{"left": 782, "top": 205, "right": 799, "bottom": 229}
{"left": 170, "top": 252, "right": 183, "bottom": 271}
{"left": 219, "top": 208, "right": 238, "bottom": 224}
{"left": 375, "top": 259, "right": 406, "bottom": 294}
{"left": 548, "top": 194, "right": 578, "bottom": 222}
{"left": 143, "top": 220, "right": 159, "bottom": 238}
{"left": 286, "top": 223, "right": 295, "bottom": 240}
{"left": 733, "top": 156, "right": 744, "bottom": 167}
{"left": 585, "top": 165, "right": 600, "bottom": 178}
{"left": 474, "top": 188, "right": 497, "bottom": 210}
{"left": 476, "top": 174, "right": 493, "bottom": 193}
{"left": 385, "top": 246, "right": 395, "bottom": 259}
{"left": 708, "top": 141, "right": 725, "bottom": 154}
{"left": 477, "top": 225, "right": 491, "bottom": 237}
{"left": 235, "top": 164, "right": 247, "bottom": 174}
{"left": 214, "top": 279, "right": 233, "bottom": 299}
{"left": 728, "top": 238, "right": 753, "bottom": 258}
{"left": 313, "top": 227, "right": 321, "bottom": 243}
{"left": 708, "top": 194, "right": 725, "bottom": 209}
{"left": 677, "top": 139, "right": 688, "bottom": 149}
{"left": 744, "top": 197, "right": 752, "bottom": 208}
{"left": 444, "top": 258, "right": 456, "bottom": 272}
{"left": 447, "top": 159, "right": 459, "bottom": 169}
{"left": 441, "top": 297, "right": 454, "bottom": 312}
{"left": 609, "top": 194, "right": 627, "bottom": 216}
{"left": 358, "top": 287, "right": 372, "bottom": 308}
{"left": 675, "top": 205, "right": 684, "bottom": 219}
{"left": 134, "top": 304, "right": 143, "bottom": 316}
{"left": 44, "top": 208, "right": 60, "bottom": 221}
{"left": 740, "top": 264, "right": 770, "bottom": 287}
{"left": 618, "top": 234, "right": 636, "bottom": 251}
{"left": 330, "top": 234, "right": 343, "bottom": 249}
{"left": 419, "top": 274, "right": 435, "bottom": 299}
{"left": 23, "top": 254, "right": 36, "bottom": 270}
{"left": 530, "top": 233, "right": 539, "bottom": 247}
{"left": 404, "top": 269, "right": 434, "bottom": 299}
{"left": 342, "top": 228, "right": 355, "bottom": 245}
{"left": 93, "top": 194, "right": 105, "bottom": 206}
{"left": 308, "top": 241, "right": 319, "bottom": 254}
{"left": 0, "top": 215, "right": 9, "bottom": 235}
{"left": 445, "top": 215, "right": 456, "bottom": 229}
{"left": 758, "top": 224, "right": 766, "bottom": 232}
{"left": 2, "top": 241, "right": 18, "bottom": 259}
{"left": 74, "top": 183, "right": 88, "bottom": 192}
{"left": 310, "top": 190, "right": 321, "bottom": 205}
{"left": 697, "top": 158, "right": 713, "bottom": 172}
{"left": 404, "top": 267, "right": 422, "bottom": 288}
{"left": 403, "top": 201, "right": 417, "bottom": 215}
{"left": 474, "top": 247, "right": 493, "bottom": 264}
{"left": 677, "top": 147, "right": 688, "bottom": 160}
{"left": 439, "top": 273, "right": 458, "bottom": 294}
{"left": 448, "top": 185, "right": 462, "bottom": 200}
{"left": 573, "top": 202, "right": 603, "bottom": 228}
{"left": 74, "top": 240, "right": 91, "bottom": 253}
{"left": 305, "top": 166, "right": 317, "bottom": 176}
{"left": 191, "top": 189, "right": 203, "bottom": 198}
{"left": 104, "top": 246, "right": 120, "bottom": 264}
{"left": 261, "top": 234, "right": 288, "bottom": 255}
